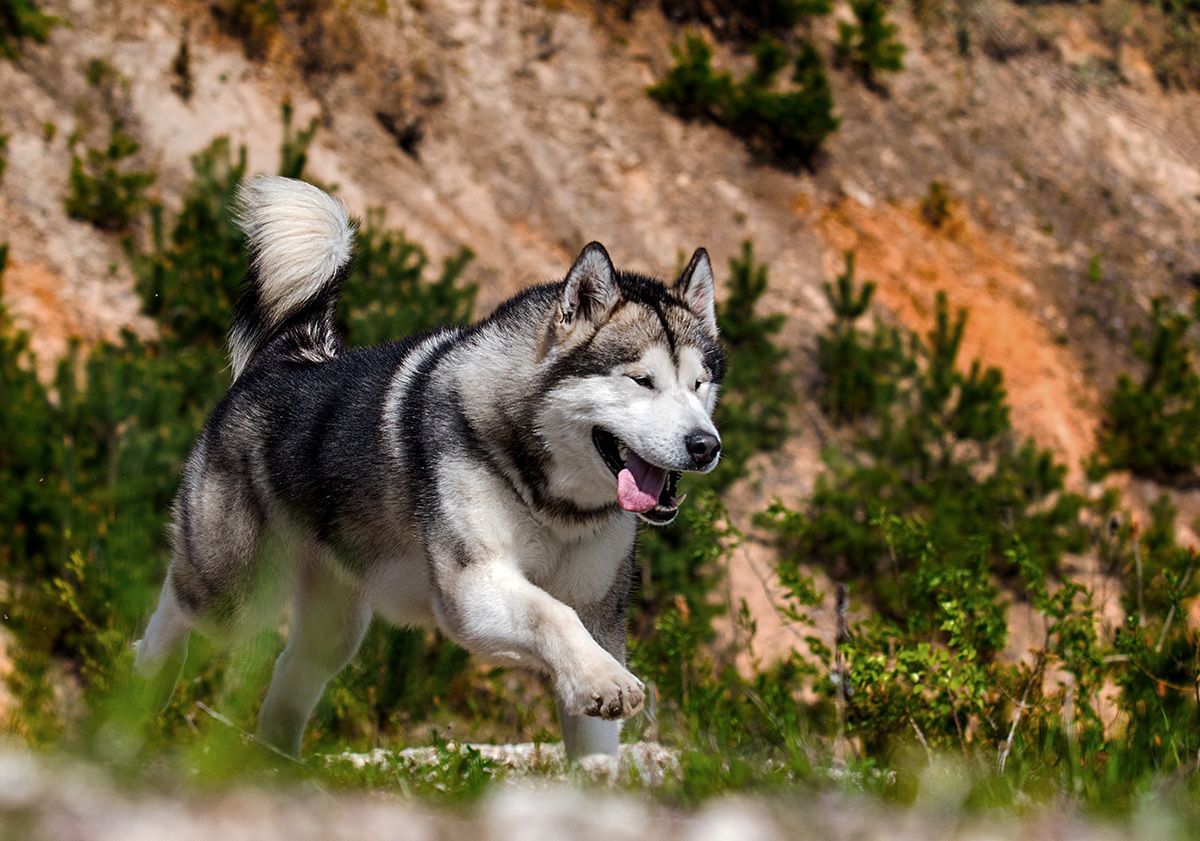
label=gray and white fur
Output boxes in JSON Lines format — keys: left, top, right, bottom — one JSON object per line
{"left": 134, "top": 175, "right": 726, "bottom": 759}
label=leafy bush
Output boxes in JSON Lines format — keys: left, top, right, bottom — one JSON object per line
{"left": 815, "top": 252, "right": 904, "bottom": 422}
{"left": 708, "top": 241, "right": 789, "bottom": 486}
{"left": 171, "top": 21, "right": 194, "bottom": 102}
{"left": 763, "top": 259, "right": 1200, "bottom": 787}
{"left": 764, "top": 262, "right": 1086, "bottom": 617}
{"left": 65, "top": 120, "right": 156, "bottom": 231}
{"left": 1089, "top": 296, "right": 1200, "bottom": 483}
{"left": 0, "top": 0, "right": 58, "bottom": 58}
{"left": 919, "top": 180, "right": 954, "bottom": 229}
{"left": 340, "top": 209, "right": 475, "bottom": 346}
{"left": 835, "top": 0, "right": 906, "bottom": 87}
{"left": 278, "top": 100, "right": 318, "bottom": 180}
{"left": 649, "top": 35, "right": 839, "bottom": 167}
{"left": 649, "top": 35, "right": 732, "bottom": 120}
{"left": 210, "top": 0, "right": 278, "bottom": 60}
{"left": 1106, "top": 495, "right": 1200, "bottom": 766}
{"left": 0, "top": 244, "right": 57, "bottom": 576}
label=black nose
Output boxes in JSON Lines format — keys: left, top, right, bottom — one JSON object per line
{"left": 685, "top": 431, "right": 721, "bottom": 466}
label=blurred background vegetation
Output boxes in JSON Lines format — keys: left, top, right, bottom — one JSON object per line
{"left": 3, "top": 0, "right": 1200, "bottom": 827}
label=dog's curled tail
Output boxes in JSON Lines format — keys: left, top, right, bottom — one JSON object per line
{"left": 229, "top": 175, "right": 356, "bottom": 380}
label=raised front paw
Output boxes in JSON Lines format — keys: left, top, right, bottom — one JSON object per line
{"left": 559, "top": 658, "right": 646, "bottom": 720}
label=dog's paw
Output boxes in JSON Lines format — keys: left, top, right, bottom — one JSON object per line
{"left": 559, "top": 658, "right": 645, "bottom": 720}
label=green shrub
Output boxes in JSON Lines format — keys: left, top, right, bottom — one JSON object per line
{"left": 1089, "top": 296, "right": 1200, "bottom": 482}
{"left": 834, "top": 515, "right": 1006, "bottom": 753}
{"left": 649, "top": 34, "right": 839, "bottom": 167}
{"left": 0, "top": 0, "right": 58, "bottom": 58}
{"left": 835, "top": 0, "right": 906, "bottom": 86}
{"left": 765, "top": 271, "right": 1086, "bottom": 617}
{"left": 727, "top": 41, "right": 840, "bottom": 165}
{"left": 919, "top": 180, "right": 953, "bottom": 229}
{"left": 65, "top": 120, "right": 156, "bottom": 231}
{"left": 649, "top": 35, "right": 732, "bottom": 120}
{"left": 171, "top": 20, "right": 194, "bottom": 102}
{"left": 340, "top": 209, "right": 475, "bottom": 346}
{"left": 763, "top": 260, "right": 1200, "bottom": 785}
{"left": 278, "top": 100, "right": 318, "bottom": 180}
{"left": 211, "top": 0, "right": 278, "bottom": 60}
{"left": 131, "top": 139, "right": 247, "bottom": 348}
{"left": 816, "top": 252, "right": 906, "bottom": 422}
{"left": 707, "top": 241, "right": 789, "bottom": 486}
{"left": 1107, "top": 495, "right": 1200, "bottom": 767}
{"left": 0, "top": 244, "right": 58, "bottom": 577}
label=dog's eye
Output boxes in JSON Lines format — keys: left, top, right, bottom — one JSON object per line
{"left": 694, "top": 378, "right": 705, "bottom": 390}
{"left": 628, "top": 374, "right": 654, "bottom": 389}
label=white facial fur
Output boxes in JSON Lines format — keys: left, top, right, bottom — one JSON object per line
{"left": 536, "top": 344, "right": 721, "bottom": 507}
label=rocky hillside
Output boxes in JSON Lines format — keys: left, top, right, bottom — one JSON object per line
{"left": 2, "top": 0, "right": 1199, "bottom": 660}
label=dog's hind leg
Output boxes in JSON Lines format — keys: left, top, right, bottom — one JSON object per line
{"left": 257, "top": 555, "right": 371, "bottom": 757}
{"left": 137, "top": 447, "right": 275, "bottom": 712}
{"left": 133, "top": 574, "right": 192, "bottom": 712}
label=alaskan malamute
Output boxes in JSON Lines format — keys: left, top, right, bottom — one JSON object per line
{"left": 135, "top": 176, "right": 724, "bottom": 758}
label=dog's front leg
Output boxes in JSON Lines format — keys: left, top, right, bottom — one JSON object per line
{"left": 433, "top": 557, "right": 645, "bottom": 727}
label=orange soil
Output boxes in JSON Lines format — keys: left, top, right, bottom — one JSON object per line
{"left": 815, "top": 198, "right": 1100, "bottom": 477}
{"left": 3, "top": 259, "right": 93, "bottom": 381}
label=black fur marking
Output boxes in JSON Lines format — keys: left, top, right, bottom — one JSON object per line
{"left": 399, "top": 332, "right": 465, "bottom": 523}
{"left": 170, "top": 569, "right": 204, "bottom": 614}
{"left": 647, "top": 299, "right": 677, "bottom": 360}
{"left": 231, "top": 251, "right": 352, "bottom": 377}
{"left": 240, "top": 333, "right": 443, "bottom": 561}
{"left": 540, "top": 331, "right": 644, "bottom": 393}
{"left": 305, "top": 396, "right": 344, "bottom": 544}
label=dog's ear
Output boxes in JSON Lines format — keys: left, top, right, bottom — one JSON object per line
{"left": 675, "top": 248, "right": 718, "bottom": 336}
{"left": 560, "top": 242, "right": 619, "bottom": 326}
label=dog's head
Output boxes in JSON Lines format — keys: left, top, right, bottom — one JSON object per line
{"left": 537, "top": 242, "right": 726, "bottom": 526}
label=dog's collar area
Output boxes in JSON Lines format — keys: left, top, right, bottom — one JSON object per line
{"left": 591, "top": 427, "right": 683, "bottom": 525}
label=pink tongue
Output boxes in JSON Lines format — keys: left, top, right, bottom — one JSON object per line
{"left": 617, "top": 451, "right": 668, "bottom": 513}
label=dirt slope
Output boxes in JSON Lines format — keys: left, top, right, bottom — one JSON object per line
{"left": 1, "top": 0, "right": 1199, "bottom": 663}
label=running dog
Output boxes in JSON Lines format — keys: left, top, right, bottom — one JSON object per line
{"left": 134, "top": 175, "right": 725, "bottom": 759}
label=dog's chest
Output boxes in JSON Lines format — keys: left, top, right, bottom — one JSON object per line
{"left": 525, "top": 517, "right": 636, "bottom": 607}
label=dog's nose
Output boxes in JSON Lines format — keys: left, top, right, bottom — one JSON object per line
{"left": 685, "top": 431, "right": 721, "bottom": 466}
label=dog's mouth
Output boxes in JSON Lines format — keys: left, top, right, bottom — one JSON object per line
{"left": 592, "top": 428, "right": 683, "bottom": 526}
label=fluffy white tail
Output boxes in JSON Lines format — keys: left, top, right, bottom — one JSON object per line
{"left": 228, "top": 176, "right": 356, "bottom": 379}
